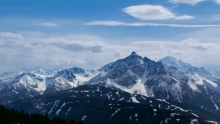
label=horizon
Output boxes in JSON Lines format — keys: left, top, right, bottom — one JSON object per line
{"left": 1, "top": 0, "right": 220, "bottom": 73}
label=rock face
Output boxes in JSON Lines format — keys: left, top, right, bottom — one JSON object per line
{"left": 0, "top": 67, "right": 97, "bottom": 103}
{"left": 88, "top": 52, "right": 220, "bottom": 111}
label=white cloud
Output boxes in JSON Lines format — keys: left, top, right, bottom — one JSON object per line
{"left": 169, "top": 0, "right": 220, "bottom": 5}
{"left": 51, "top": 40, "right": 106, "bottom": 53}
{"left": 122, "top": 4, "right": 194, "bottom": 20}
{"left": 175, "top": 15, "right": 194, "bottom": 20}
{"left": 123, "top": 4, "right": 175, "bottom": 20}
{"left": 85, "top": 21, "right": 220, "bottom": 28}
{"left": 180, "top": 38, "right": 213, "bottom": 50}
{"left": 168, "top": 0, "right": 205, "bottom": 5}
{"left": 86, "top": 21, "right": 126, "bottom": 26}
{"left": 129, "top": 39, "right": 220, "bottom": 67}
{"left": 1, "top": 30, "right": 220, "bottom": 74}
{"left": 39, "top": 23, "right": 58, "bottom": 27}
{"left": 214, "top": 0, "right": 220, "bottom": 4}
{"left": 172, "top": 28, "right": 220, "bottom": 43}
{"left": 0, "top": 32, "right": 108, "bottom": 73}
{"left": 0, "top": 32, "right": 23, "bottom": 41}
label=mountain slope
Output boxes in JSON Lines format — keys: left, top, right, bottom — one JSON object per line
{"left": 4, "top": 85, "right": 218, "bottom": 124}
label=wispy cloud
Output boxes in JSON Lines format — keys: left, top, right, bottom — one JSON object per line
{"left": 1, "top": 31, "right": 220, "bottom": 73}
{"left": 85, "top": 21, "right": 220, "bottom": 28}
{"left": 39, "top": 23, "right": 58, "bottom": 27}
{"left": 122, "top": 4, "right": 194, "bottom": 20}
{"left": 0, "top": 32, "right": 107, "bottom": 73}
{"left": 51, "top": 40, "right": 106, "bottom": 53}
{"left": 180, "top": 38, "right": 213, "bottom": 50}
{"left": 169, "top": 0, "right": 220, "bottom": 5}
{"left": 214, "top": 0, "right": 220, "bottom": 4}
{"left": 129, "top": 39, "right": 220, "bottom": 66}
{"left": 168, "top": 0, "right": 205, "bottom": 5}
{"left": 0, "top": 32, "right": 23, "bottom": 41}
{"left": 175, "top": 15, "right": 194, "bottom": 20}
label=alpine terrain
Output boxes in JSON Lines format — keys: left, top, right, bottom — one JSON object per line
{"left": 87, "top": 52, "right": 220, "bottom": 112}
{"left": 1, "top": 52, "right": 220, "bottom": 123}
{"left": 0, "top": 67, "right": 97, "bottom": 103}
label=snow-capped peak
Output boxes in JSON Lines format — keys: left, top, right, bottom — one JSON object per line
{"left": 88, "top": 53, "right": 196, "bottom": 102}
{"left": 160, "top": 56, "right": 220, "bottom": 94}
{"left": 0, "top": 66, "right": 98, "bottom": 103}
{"left": 159, "top": 56, "right": 193, "bottom": 73}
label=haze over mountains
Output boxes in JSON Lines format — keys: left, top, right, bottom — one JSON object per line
{"left": 1, "top": 52, "right": 220, "bottom": 123}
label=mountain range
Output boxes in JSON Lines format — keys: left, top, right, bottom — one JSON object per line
{"left": 1, "top": 52, "right": 220, "bottom": 123}
{"left": 0, "top": 67, "right": 97, "bottom": 103}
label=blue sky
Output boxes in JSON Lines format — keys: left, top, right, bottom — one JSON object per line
{"left": 1, "top": 0, "right": 220, "bottom": 73}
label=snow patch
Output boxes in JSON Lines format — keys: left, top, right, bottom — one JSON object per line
{"left": 109, "top": 108, "right": 121, "bottom": 119}
{"left": 130, "top": 97, "right": 140, "bottom": 103}
{"left": 65, "top": 107, "right": 72, "bottom": 116}
{"left": 48, "top": 100, "right": 60, "bottom": 115}
{"left": 81, "top": 115, "right": 87, "bottom": 121}
{"left": 56, "top": 102, "right": 66, "bottom": 115}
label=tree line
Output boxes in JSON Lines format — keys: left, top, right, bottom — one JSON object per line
{"left": 0, "top": 104, "right": 90, "bottom": 124}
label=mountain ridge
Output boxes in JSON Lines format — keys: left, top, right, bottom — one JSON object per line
{"left": 0, "top": 67, "right": 97, "bottom": 103}
{"left": 1, "top": 52, "right": 220, "bottom": 112}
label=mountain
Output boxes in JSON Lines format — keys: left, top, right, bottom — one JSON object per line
{"left": 0, "top": 72, "right": 46, "bottom": 103}
{"left": 2, "top": 52, "right": 220, "bottom": 123}
{"left": 4, "top": 85, "right": 219, "bottom": 123}
{"left": 44, "top": 67, "right": 97, "bottom": 94}
{"left": 0, "top": 67, "right": 97, "bottom": 103}
{"left": 160, "top": 56, "right": 220, "bottom": 94}
{"left": 87, "top": 52, "right": 220, "bottom": 112}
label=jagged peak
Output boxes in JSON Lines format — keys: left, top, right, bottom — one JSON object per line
{"left": 160, "top": 56, "right": 192, "bottom": 67}
{"left": 131, "top": 51, "right": 137, "bottom": 55}
{"left": 130, "top": 51, "right": 143, "bottom": 57}
{"left": 128, "top": 51, "right": 142, "bottom": 58}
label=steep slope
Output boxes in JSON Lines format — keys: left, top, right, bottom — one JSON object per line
{"left": 4, "top": 85, "right": 218, "bottom": 123}
{"left": 160, "top": 56, "right": 220, "bottom": 94}
{"left": 87, "top": 52, "right": 220, "bottom": 112}
{"left": 0, "top": 67, "right": 97, "bottom": 103}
